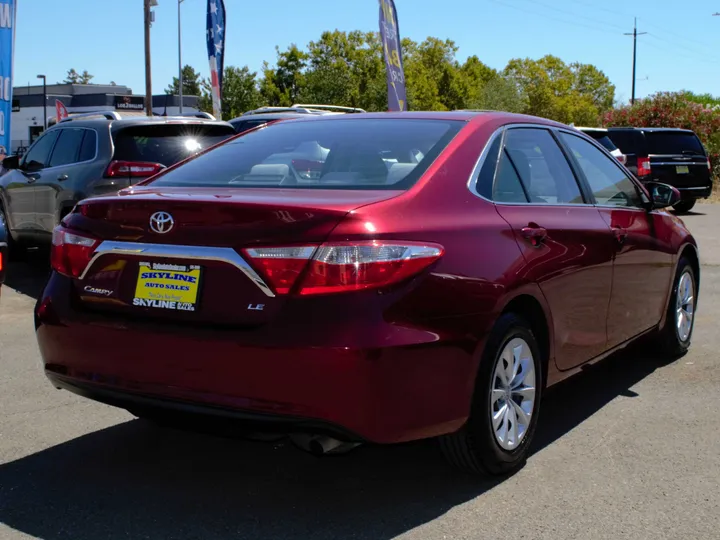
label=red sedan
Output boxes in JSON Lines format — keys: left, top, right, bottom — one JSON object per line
{"left": 36, "top": 111, "right": 699, "bottom": 475}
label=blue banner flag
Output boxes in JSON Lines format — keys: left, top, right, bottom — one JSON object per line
{"left": 0, "top": 1, "right": 16, "bottom": 154}
{"left": 378, "top": 0, "right": 407, "bottom": 112}
{"left": 206, "top": 0, "right": 226, "bottom": 119}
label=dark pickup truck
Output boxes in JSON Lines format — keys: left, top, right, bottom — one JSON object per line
{"left": 606, "top": 127, "right": 712, "bottom": 213}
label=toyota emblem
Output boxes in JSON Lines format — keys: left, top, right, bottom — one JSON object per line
{"left": 149, "top": 211, "right": 174, "bottom": 234}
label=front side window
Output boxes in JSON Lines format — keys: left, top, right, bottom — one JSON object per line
{"left": 150, "top": 119, "right": 463, "bottom": 190}
{"left": 560, "top": 131, "right": 644, "bottom": 208}
{"left": 22, "top": 130, "right": 60, "bottom": 171}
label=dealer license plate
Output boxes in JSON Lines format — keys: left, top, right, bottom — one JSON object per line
{"left": 676, "top": 165, "right": 689, "bottom": 174}
{"left": 133, "top": 262, "right": 202, "bottom": 312}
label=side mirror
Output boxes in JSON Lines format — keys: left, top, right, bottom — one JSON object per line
{"left": 2, "top": 155, "right": 19, "bottom": 170}
{"left": 646, "top": 182, "right": 681, "bottom": 209}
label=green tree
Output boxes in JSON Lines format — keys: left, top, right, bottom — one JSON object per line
{"left": 79, "top": 70, "right": 94, "bottom": 84}
{"left": 221, "top": 66, "right": 262, "bottom": 119}
{"left": 166, "top": 65, "right": 204, "bottom": 96}
{"left": 63, "top": 69, "right": 80, "bottom": 84}
{"left": 259, "top": 44, "right": 309, "bottom": 106}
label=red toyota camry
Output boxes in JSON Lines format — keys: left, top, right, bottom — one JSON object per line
{"left": 36, "top": 111, "right": 699, "bottom": 475}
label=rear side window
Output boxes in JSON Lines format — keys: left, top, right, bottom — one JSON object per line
{"left": 644, "top": 131, "right": 705, "bottom": 156}
{"left": 232, "top": 119, "right": 270, "bottom": 134}
{"left": 149, "top": 119, "right": 463, "bottom": 190}
{"left": 112, "top": 124, "right": 235, "bottom": 167}
{"left": 78, "top": 130, "right": 98, "bottom": 162}
{"left": 607, "top": 130, "right": 637, "bottom": 154}
{"left": 583, "top": 132, "right": 618, "bottom": 152}
{"left": 49, "top": 128, "right": 86, "bottom": 167}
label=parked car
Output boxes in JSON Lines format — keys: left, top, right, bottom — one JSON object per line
{"left": 36, "top": 111, "right": 699, "bottom": 476}
{"left": 606, "top": 127, "right": 712, "bottom": 213}
{"left": 0, "top": 112, "right": 236, "bottom": 256}
{"left": 229, "top": 104, "right": 365, "bottom": 134}
{"left": 575, "top": 127, "right": 626, "bottom": 165}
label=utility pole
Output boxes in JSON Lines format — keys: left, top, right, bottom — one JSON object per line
{"left": 624, "top": 18, "right": 647, "bottom": 105}
{"left": 144, "top": 0, "right": 153, "bottom": 116}
{"left": 178, "top": 0, "right": 183, "bottom": 114}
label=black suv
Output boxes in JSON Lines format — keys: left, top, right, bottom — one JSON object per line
{"left": 606, "top": 127, "right": 712, "bottom": 213}
{"left": 0, "top": 112, "right": 236, "bottom": 254}
{"left": 229, "top": 105, "right": 365, "bottom": 134}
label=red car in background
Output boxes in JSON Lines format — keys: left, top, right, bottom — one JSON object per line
{"left": 35, "top": 111, "right": 699, "bottom": 476}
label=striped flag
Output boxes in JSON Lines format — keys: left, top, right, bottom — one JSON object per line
{"left": 206, "top": 0, "right": 226, "bottom": 119}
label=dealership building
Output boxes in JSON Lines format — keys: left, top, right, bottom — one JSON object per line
{"left": 10, "top": 83, "right": 201, "bottom": 153}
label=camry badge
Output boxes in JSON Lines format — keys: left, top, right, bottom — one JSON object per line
{"left": 149, "top": 212, "right": 174, "bottom": 234}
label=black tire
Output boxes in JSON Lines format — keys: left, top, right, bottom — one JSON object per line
{"left": 657, "top": 257, "right": 697, "bottom": 357}
{"left": 440, "top": 313, "right": 543, "bottom": 476}
{"left": 672, "top": 200, "right": 696, "bottom": 214}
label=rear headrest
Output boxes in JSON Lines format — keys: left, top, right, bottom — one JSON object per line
{"left": 387, "top": 163, "right": 417, "bottom": 185}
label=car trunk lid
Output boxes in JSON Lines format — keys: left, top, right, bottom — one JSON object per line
{"left": 61, "top": 187, "right": 402, "bottom": 326}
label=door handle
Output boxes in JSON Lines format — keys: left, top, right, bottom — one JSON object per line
{"left": 57, "top": 174, "right": 69, "bottom": 181}
{"left": 521, "top": 226, "right": 548, "bottom": 247}
{"left": 613, "top": 226, "right": 628, "bottom": 244}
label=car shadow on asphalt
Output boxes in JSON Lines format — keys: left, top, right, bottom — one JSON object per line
{"left": 0, "top": 344, "right": 676, "bottom": 540}
{"left": 2, "top": 249, "right": 51, "bottom": 300}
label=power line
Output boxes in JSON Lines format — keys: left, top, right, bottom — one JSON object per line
{"left": 624, "top": 18, "right": 647, "bottom": 105}
{"left": 514, "top": 0, "right": 627, "bottom": 33}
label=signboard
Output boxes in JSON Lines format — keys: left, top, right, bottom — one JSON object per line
{"left": 114, "top": 95, "right": 145, "bottom": 111}
{"left": 0, "top": 1, "right": 17, "bottom": 151}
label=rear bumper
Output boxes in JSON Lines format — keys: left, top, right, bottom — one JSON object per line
{"left": 675, "top": 185, "right": 713, "bottom": 200}
{"left": 35, "top": 276, "right": 479, "bottom": 444}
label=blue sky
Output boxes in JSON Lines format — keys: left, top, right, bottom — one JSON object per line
{"left": 14, "top": 0, "right": 720, "bottom": 105}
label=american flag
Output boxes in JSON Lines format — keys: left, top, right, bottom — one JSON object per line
{"left": 206, "top": 0, "right": 226, "bottom": 119}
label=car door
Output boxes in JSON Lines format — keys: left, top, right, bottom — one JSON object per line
{"left": 558, "top": 130, "right": 676, "bottom": 347}
{"left": 484, "top": 126, "right": 616, "bottom": 370}
{"left": 34, "top": 127, "right": 95, "bottom": 234}
{"left": 6, "top": 130, "right": 60, "bottom": 235}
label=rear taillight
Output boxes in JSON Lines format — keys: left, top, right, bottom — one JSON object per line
{"left": 244, "top": 241, "right": 444, "bottom": 296}
{"left": 708, "top": 158, "right": 712, "bottom": 171}
{"left": 105, "top": 160, "right": 165, "bottom": 178}
{"left": 637, "top": 157, "right": 651, "bottom": 177}
{"left": 291, "top": 159, "right": 323, "bottom": 180}
{"left": 51, "top": 227, "right": 100, "bottom": 278}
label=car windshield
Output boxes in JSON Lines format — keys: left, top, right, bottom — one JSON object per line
{"left": 112, "top": 124, "right": 235, "bottom": 167}
{"left": 149, "top": 118, "right": 463, "bottom": 190}
{"left": 645, "top": 131, "right": 705, "bottom": 156}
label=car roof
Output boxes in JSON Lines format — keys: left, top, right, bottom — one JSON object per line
{"left": 266, "top": 110, "right": 567, "bottom": 127}
{"left": 608, "top": 127, "right": 696, "bottom": 133}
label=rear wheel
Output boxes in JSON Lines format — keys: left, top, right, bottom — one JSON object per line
{"left": 440, "top": 313, "right": 543, "bottom": 476}
{"left": 657, "top": 258, "right": 697, "bottom": 357}
{"left": 672, "top": 200, "right": 696, "bottom": 214}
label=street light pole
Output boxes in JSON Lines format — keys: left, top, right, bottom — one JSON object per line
{"left": 36, "top": 74, "right": 47, "bottom": 130}
{"left": 144, "top": 0, "right": 154, "bottom": 117}
{"left": 178, "top": 0, "right": 184, "bottom": 114}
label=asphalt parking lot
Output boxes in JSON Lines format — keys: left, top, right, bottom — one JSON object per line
{"left": 1, "top": 207, "right": 719, "bottom": 540}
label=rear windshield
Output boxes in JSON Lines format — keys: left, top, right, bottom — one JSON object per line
{"left": 583, "top": 132, "right": 618, "bottom": 152}
{"left": 149, "top": 118, "right": 463, "bottom": 190}
{"left": 645, "top": 131, "right": 705, "bottom": 156}
{"left": 112, "top": 124, "right": 235, "bottom": 167}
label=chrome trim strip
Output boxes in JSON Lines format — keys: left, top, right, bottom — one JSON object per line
{"left": 652, "top": 162, "right": 706, "bottom": 166}
{"left": 676, "top": 186, "right": 711, "bottom": 191}
{"left": 79, "top": 241, "right": 276, "bottom": 297}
